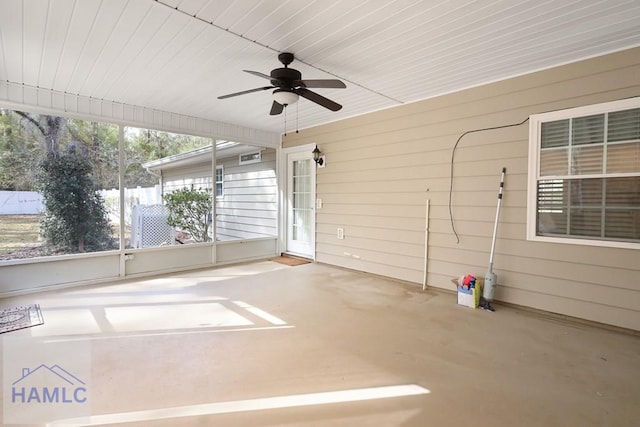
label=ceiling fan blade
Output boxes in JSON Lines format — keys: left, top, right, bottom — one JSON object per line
{"left": 244, "top": 70, "right": 275, "bottom": 81}
{"left": 270, "top": 101, "right": 284, "bottom": 116}
{"left": 296, "top": 88, "right": 342, "bottom": 111}
{"left": 295, "top": 79, "right": 346, "bottom": 89}
{"left": 218, "top": 86, "right": 273, "bottom": 99}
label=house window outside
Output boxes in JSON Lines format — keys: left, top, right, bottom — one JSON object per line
{"left": 216, "top": 165, "right": 224, "bottom": 198}
{"left": 528, "top": 98, "right": 640, "bottom": 248}
{"left": 239, "top": 151, "right": 261, "bottom": 165}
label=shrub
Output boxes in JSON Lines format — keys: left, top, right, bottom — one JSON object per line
{"left": 163, "top": 187, "right": 212, "bottom": 243}
{"left": 37, "top": 145, "right": 116, "bottom": 253}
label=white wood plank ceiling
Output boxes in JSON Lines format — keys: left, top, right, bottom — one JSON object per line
{"left": 1, "top": 0, "right": 640, "bottom": 134}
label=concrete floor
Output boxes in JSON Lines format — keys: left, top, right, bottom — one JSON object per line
{"left": 1, "top": 261, "right": 639, "bottom": 426}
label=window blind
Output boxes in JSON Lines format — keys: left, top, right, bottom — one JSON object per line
{"left": 535, "top": 103, "right": 640, "bottom": 244}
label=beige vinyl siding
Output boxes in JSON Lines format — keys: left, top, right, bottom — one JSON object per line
{"left": 283, "top": 47, "right": 640, "bottom": 331}
{"left": 216, "top": 149, "right": 278, "bottom": 241}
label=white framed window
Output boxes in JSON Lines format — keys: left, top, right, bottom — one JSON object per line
{"left": 527, "top": 97, "right": 640, "bottom": 249}
{"left": 239, "top": 150, "right": 261, "bottom": 165}
{"left": 215, "top": 165, "right": 224, "bottom": 198}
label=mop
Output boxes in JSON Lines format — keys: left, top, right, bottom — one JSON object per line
{"left": 480, "top": 167, "right": 506, "bottom": 312}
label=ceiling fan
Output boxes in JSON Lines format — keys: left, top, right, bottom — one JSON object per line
{"left": 218, "top": 52, "right": 346, "bottom": 115}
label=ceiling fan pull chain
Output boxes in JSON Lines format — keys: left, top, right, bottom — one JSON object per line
{"left": 296, "top": 102, "right": 299, "bottom": 133}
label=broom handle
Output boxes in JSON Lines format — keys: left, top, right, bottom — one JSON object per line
{"left": 488, "top": 168, "right": 506, "bottom": 272}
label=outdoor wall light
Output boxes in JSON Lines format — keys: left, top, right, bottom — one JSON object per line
{"left": 273, "top": 89, "right": 299, "bottom": 106}
{"left": 312, "top": 145, "right": 324, "bottom": 166}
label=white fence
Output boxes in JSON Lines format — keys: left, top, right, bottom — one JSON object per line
{"left": 0, "top": 191, "right": 44, "bottom": 214}
{"left": 100, "top": 186, "right": 162, "bottom": 226}
{"left": 0, "top": 187, "right": 162, "bottom": 225}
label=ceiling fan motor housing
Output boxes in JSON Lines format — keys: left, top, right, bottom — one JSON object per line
{"left": 270, "top": 68, "right": 301, "bottom": 88}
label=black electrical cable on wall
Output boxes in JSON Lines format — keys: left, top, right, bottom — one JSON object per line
{"left": 448, "top": 117, "right": 530, "bottom": 244}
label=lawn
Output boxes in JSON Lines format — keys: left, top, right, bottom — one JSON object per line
{"left": 0, "top": 215, "right": 42, "bottom": 259}
{"left": 0, "top": 215, "right": 125, "bottom": 260}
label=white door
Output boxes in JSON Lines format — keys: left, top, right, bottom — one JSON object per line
{"left": 286, "top": 150, "right": 315, "bottom": 258}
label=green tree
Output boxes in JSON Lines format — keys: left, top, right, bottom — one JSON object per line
{"left": 2, "top": 110, "right": 213, "bottom": 192}
{"left": 0, "top": 110, "right": 42, "bottom": 190}
{"left": 66, "top": 119, "right": 119, "bottom": 189}
{"left": 15, "top": 111, "right": 67, "bottom": 154}
{"left": 163, "top": 187, "right": 212, "bottom": 243}
{"left": 124, "top": 128, "right": 212, "bottom": 188}
{"left": 2, "top": 111, "right": 120, "bottom": 191}
{"left": 37, "top": 143, "right": 116, "bottom": 253}
{"left": 9, "top": 111, "right": 116, "bottom": 254}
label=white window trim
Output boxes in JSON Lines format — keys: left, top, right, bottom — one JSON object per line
{"left": 239, "top": 150, "right": 261, "bottom": 165}
{"left": 527, "top": 97, "right": 640, "bottom": 250}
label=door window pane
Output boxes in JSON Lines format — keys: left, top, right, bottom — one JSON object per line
{"left": 292, "top": 210, "right": 311, "bottom": 242}
{"left": 291, "top": 159, "right": 312, "bottom": 243}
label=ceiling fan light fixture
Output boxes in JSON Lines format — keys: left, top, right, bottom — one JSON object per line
{"left": 273, "top": 89, "right": 299, "bottom": 106}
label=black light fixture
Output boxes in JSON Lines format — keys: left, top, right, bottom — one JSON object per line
{"left": 312, "top": 145, "right": 324, "bottom": 166}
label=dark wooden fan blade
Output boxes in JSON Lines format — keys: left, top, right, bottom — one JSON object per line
{"left": 270, "top": 101, "right": 284, "bottom": 115}
{"left": 295, "top": 79, "right": 346, "bottom": 89}
{"left": 244, "top": 70, "right": 275, "bottom": 81}
{"left": 218, "top": 86, "right": 273, "bottom": 99}
{"left": 296, "top": 88, "right": 342, "bottom": 111}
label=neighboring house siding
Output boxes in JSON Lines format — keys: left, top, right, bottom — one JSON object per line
{"left": 161, "top": 149, "right": 277, "bottom": 241}
{"left": 217, "top": 149, "right": 278, "bottom": 240}
{"left": 163, "top": 164, "right": 213, "bottom": 194}
{"left": 283, "top": 47, "right": 640, "bottom": 331}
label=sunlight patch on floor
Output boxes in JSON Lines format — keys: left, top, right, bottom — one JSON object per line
{"left": 104, "top": 302, "right": 253, "bottom": 331}
{"left": 31, "top": 308, "right": 102, "bottom": 337}
{"left": 32, "top": 297, "right": 291, "bottom": 338}
{"left": 233, "top": 300, "right": 287, "bottom": 325}
{"left": 49, "top": 384, "right": 430, "bottom": 426}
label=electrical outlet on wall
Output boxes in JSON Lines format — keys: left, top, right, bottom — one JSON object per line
{"left": 337, "top": 228, "right": 344, "bottom": 239}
